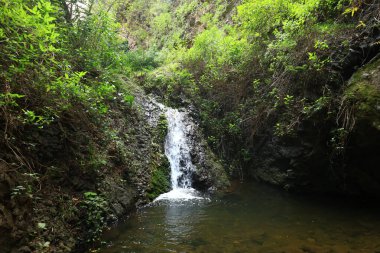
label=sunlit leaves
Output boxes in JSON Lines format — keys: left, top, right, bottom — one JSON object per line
{"left": 0, "top": 93, "right": 25, "bottom": 107}
{"left": 22, "top": 110, "right": 52, "bottom": 128}
{"left": 184, "top": 26, "right": 251, "bottom": 77}
{"left": 0, "top": 0, "right": 60, "bottom": 78}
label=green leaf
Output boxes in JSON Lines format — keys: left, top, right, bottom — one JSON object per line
{"left": 84, "top": 192, "right": 98, "bottom": 199}
{"left": 123, "top": 95, "right": 134, "bottom": 106}
{"left": 39, "top": 43, "right": 47, "bottom": 52}
{"left": 37, "top": 222, "right": 46, "bottom": 229}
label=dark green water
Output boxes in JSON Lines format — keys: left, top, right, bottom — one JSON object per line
{"left": 100, "top": 182, "right": 380, "bottom": 253}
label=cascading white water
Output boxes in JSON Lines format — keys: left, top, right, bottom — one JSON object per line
{"left": 165, "top": 108, "right": 194, "bottom": 189}
{"left": 155, "top": 107, "right": 202, "bottom": 201}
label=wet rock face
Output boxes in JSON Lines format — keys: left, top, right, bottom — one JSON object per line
{"left": 134, "top": 94, "right": 166, "bottom": 128}
{"left": 249, "top": 119, "right": 335, "bottom": 193}
{"left": 175, "top": 109, "right": 229, "bottom": 191}
{"left": 100, "top": 178, "right": 135, "bottom": 217}
{"left": 190, "top": 136, "right": 229, "bottom": 191}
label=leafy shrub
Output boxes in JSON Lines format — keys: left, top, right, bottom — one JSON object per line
{"left": 81, "top": 192, "right": 109, "bottom": 242}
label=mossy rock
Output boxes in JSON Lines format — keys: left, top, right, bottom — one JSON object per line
{"left": 147, "top": 155, "right": 171, "bottom": 200}
{"left": 157, "top": 113, "right": 168, "bottom": 143}
{"left": 191, "top": 138, "right": 230, "bottom": 191}
{"left": 344, "top": 57, "right": 380, "bottom": 130}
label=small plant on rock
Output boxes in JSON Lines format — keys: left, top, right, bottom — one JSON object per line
{"left": 81, "top": 192, "right": 109, "bottom": 243}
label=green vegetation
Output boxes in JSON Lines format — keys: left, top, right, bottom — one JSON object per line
{"left": 0, "top": 0, "right": 160, "bottom": 251}
{"left": 122, "top": 0, "right": 372, "bottom": 167}
{"left": 81, "top": 192, "right": 108, "bottom": 243}
{"left": 0, "top": 0, "right": 158, "bottom": 138}
{"left": 147, "top": 160, "right": 171, "bottom": 200}
{"left": 157, "top": 114, "right": 169, "bottom": 140}
{"left": 1, "top": 0, "right": 379, "bottom": 251}
{"left": 147, "top": 115, "right": 170, "bottom": 200}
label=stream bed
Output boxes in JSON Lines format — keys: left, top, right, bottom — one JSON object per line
{"left": 100, "top": 181, "right": 380, "bottom": 253}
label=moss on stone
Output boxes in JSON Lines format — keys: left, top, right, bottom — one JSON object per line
{"left": 147, "top": 155, "right": 171, "bottom": 200}
{"left": 157, "top": 113, "right": 168, "bottom": 142}
{"left": 344, "top": 58, "right": 380, "bottom": 130}
{"left": 145, "top": 112, "right": 171, "bottom": 201}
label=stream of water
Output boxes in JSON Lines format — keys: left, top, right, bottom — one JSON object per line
{"left": 100, "top": 107, "right": 380, "bottom": 253}
{"left": 155, "top": 107, "right": 202, "bottom": 201}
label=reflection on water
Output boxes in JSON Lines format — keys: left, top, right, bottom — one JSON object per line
{"left": 162, "top": 202, "right": 199, "bottom": 242}
{"left": 101, "top": 182, "right": 380, "bottom": 253}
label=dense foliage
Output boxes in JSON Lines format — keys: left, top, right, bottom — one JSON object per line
{"left": 117, "top": 0, "right": 378, "bottom": 172}
{"left": 0, "top": 0, "right": 157, "bottom": 250}
{"left": 0, "top": 0, "right": 161, "bottom": 170}
{"left": 3, "top": 0, "right": 374, "bottom": 183}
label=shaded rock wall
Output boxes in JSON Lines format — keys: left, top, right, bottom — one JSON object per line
{"left": 248, "top": 54, "right": 380, "bottom": 198}
{"left": 341, "top": 57, "right": 380, "bottom": 197}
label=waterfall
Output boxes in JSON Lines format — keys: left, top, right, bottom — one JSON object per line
{"left": 155, "top": 107, "right": 202, "bottom": 201}
{"left": 165, "top": 108, "right": 194, "bottom": 189}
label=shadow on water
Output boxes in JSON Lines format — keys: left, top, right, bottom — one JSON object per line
{"left": 100, "top": 181, "right": 380, "bottom": 253}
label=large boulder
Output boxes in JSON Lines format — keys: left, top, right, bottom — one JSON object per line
{"left": 341, "top": 57, "right": 380, "bottom": 197}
